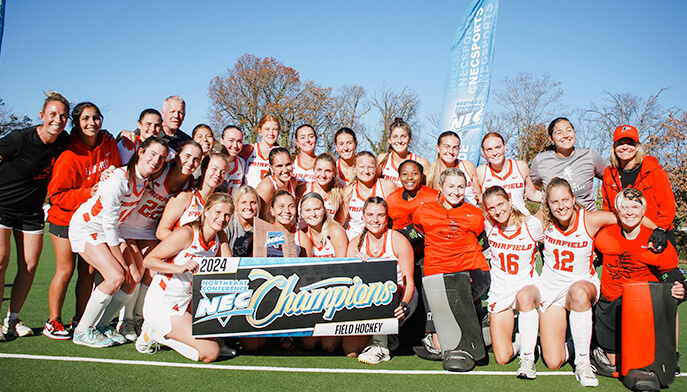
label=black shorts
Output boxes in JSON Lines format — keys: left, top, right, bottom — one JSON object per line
{"left": 0, "top": 208, "right": 45, "bottom": 234}
{"left": 594, "top": 294, "right": 622, "bottom": 354}
{"left": 48, "top": 223, "right": 69, "bottom": 239}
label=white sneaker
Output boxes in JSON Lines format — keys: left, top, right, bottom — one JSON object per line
{"left": 118, "top": 319, "right": 140, "bottom": 342}
{"left": 0, "top": 329, "right": 5, "bottom": 342}
{"left": 73, "top": 328, "right": 114, "bottom": 348}
{"left": 517, "top": 357, "right": 536, "bottom": 379}
{"left": 3, "top": 316, "right": 34, "bottom": 337}
{"left": 575, "top": 362, "right": 599, "bottom": 387}
{"left": 98, "top": 326, "right": 127, "bottom": 345}
{"left": 358, "top": 344, "right": 391, "bottom": 365}
{"left": 135, "top": 329, "right": 159, "bottom": 354}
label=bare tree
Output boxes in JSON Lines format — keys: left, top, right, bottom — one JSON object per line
{"left": 583, "top": 88, "right": 675, "bottom": 156}
{"left": 368, "top": 85, "right": 421, "bottom": 155}
{"left": 490, "top": 72, "right": 565, "bottom": 159}
{"left": 324, "top": 85, "right": 370, "bottom": 153}
{"left": 0, "top": 98, "right": 33, "bottom": 138}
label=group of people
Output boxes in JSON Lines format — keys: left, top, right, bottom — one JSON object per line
{"left": 0, "top": 92, "right": 683, "bottom": 386}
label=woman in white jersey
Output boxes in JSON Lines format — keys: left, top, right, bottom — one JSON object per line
{"left": 136, "top": 193, "right": 236, "bottom": 362}
{"left": 241, "top": 115, "right": 280, "bottom": 188}
{"left": 426, "top": 131, "right": 481, "bottom": 204}
{"left": 482, "top": 186, "right": 543, "bottom": 379}
{"left": 292, "top": 124, "right": 317, "bottom": 183}
{"left": 298, "top": 192, "right": 349, "bottom": 352}
{"left": 156, "top": 153, "right": 230, "bottom": 241}
{"left": 476, "top": 132, "right": 541, "bottom": 212}
{"left": 68, "top": 137, "right": 168, "bottom": 348}
{"left": 116, "top": 140, "right": 203, "bottom": 341}
{"left": 255, "top": 147, "right": 298, "bottom": 219}
{"left": 297, "top": 153, "right": 342, "bottom": 226}
{"left": 346, "top": 196, "right": 415, "bottom": 364}
{"left": 376, "top": 118, "right": 430, "bottom": 187}
{"left": 218, "top": 125, "right": 245, "bottom": 196}
{"left": 334, "top": 127, "right": 357, "bottom": 187}
{"left": 117, "top": 108, "right": 162, "bottom": 165}
{"left": 340, "top": 151, "right": 397, "bottom": 239}
{"left": 533, "top": 177, "right": 660, "bottom": 387}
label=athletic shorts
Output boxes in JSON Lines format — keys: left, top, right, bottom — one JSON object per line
{"left": 49, "top": 223, "right": 69, "bottom": 239}
{"left": 594, "top": 294, "right": 621, "bottom": 354}
{"left": 537, "top": 273, "right": 600, "bottom": 312}
{"left": 143, "top": 278, "right": 192, "bottom": 337}
{"left": 487, "top": 274, "right": 539, "bottom": 314}
{"left": 0, "top": 208, "right": 44, "bottom": 234}
{"left": 68, "top": 222, "right": 122, "bottom": 253}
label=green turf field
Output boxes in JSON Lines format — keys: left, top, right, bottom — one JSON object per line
{"left": 1, "top": 233, "right": 685, "bottom": 391}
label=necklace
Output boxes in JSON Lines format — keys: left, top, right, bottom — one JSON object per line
{"left": 366, "top": 231, "right": 386, "bottom": 257}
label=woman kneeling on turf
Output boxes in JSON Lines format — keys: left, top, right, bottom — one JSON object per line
{"left": 137, "top": 193, "right": 236, "bottom": 362}
{"left": 482, "top": 186, "right": 543, "bottom": 379}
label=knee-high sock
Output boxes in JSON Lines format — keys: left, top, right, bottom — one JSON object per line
{"left": 96, "top": 290, "right": 133, "bottom": 328}
{"left": 158, "top": 335, "right": 200, "bottom": 361}
{"left": 519, "top": 309, "right": 539, "bottom": 360}
{"left": 119, "top": 283, "right": 141, "bottom": 322}
{"left": 570, "top": 309, "right": 592, "bottom": 366}
{"left": 74, "top": 288, "right": 112, "bottom": 334}
{"left": 133, "top": 283, "right": 149, "bottom": 321}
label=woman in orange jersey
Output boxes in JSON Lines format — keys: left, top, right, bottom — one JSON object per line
{"left": 482, "top": 186, "right": 543, "bottom": 379}
{"left": 340, "top": 151, "right": 397, "bottom": 240}
{"left": 156, "top": 153, "right": 229, "bottom": 241}
{"left": 592, "top": 187, "right": 683, "bottom": 377}
{"left": 45, "top": 102, "right": 121, "bottom": 340}
{"left": 533, "top": 177, "right": 665, "bottom": 387}
{"left": 376, "top": 118, "right": 430, "bottom": 186}
{"left": 425, "top": 131, "right": 481, "bottom": 204}
{"left": 412, "top": 168, "right": 490, "bottom": 362}
{"left": 255, "top": 147, "right": 299, "bottom": 219}
{"left": 347, "top": 196, "right": 415, "bottom": 364}
{"left": 136, "top": 193, "right": 236, "bottom": 362}
{"left": 241, "top": 115, "right": 280, "bottom": 188}
{"left": 334, "top": 127, "right": 357, "bottom": 187}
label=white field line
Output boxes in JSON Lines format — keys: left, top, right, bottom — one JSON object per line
{"left": 1, "top": 353, "right": 685, "bottom": 377}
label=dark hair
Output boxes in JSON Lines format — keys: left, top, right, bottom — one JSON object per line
{"left": 176, "top": 139, "right": 202, "bottom": 155}
{"left": 398, "top": 159, "right": 424, "bottom": 176}
{"left": 192, "top": 123, "right": 214, "bottom": 139}
{"left": 547, "top": 117, "right": 573, "bottom": 138}
{"left": 356, "top": 196, "right": 389, "bottom": 251}
{"left": 294, "top": 124, "right": 316, "bottom": 156}
{"left": 71, "top": 102, "right": 102, "bottom": 135}
{"left": 334, "top": 127, "right": 357, "bottom": 144}
{"left": 126, "top": 136, "right": 168, "bottom": 182}
{"left": 268, "top": 146, "right": 291, "bottom": 165}
{"left": 271, "top": 189, "right": 295, "bottom": 208}
{"left": 222, "top": 125, "right": 242, "bottom": 138}
{"left": 197, "top": 152, "right": 229, "bottom": 190}
{"left": 138, "top": 108, "right": 161, "bottom": 122}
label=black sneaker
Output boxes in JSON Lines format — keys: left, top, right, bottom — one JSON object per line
{"left": 676, "top": 351, "right": 681, "bottom": 375}
{"left": 590, "top": 346, "right": 616, "bottom": 378}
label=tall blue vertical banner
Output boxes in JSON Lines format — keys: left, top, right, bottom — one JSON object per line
{"left": 0, "top": 0, "right": 5, "bottom": 59}
{"left": 438, "top": 0, "right": 499, "bottom": 166}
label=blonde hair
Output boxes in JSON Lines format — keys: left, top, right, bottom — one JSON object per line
{"left": 300, "top": 192, "right": 338, "bottom": 241}
{"left": 42, "top": 91, "right": 69, "bottom": 111}
{"left": 609, "top": 141, "right": 645, "bottom": 168}
{"left": 344, "top": 151, "right": 377, "bottom": 193}
{"left": 427, "top": 131, "right": 461, "bottom": 190}
{"left": 232, "top": 185, "right": 260, "bottom": 218}
{"left": 541, "top": 177, "right": 582, "bottom": 228}
{"left": 189, "top": 192, "right": 233, "bottom": 230}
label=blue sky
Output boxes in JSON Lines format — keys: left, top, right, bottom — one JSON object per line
{"left": 1, "top": 0, "right": 685, "bottom": 144}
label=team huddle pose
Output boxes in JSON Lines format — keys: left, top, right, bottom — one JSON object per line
{"left": 0, "top": 93, "right": 684, "bottom": 389}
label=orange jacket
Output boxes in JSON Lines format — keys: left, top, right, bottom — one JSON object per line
{"left": 601, "top": 155, "right": 675, "bottom": 230}
{"left": 47, "top": 130, "right": 121, "bottom": 226}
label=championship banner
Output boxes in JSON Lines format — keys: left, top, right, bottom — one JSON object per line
{"left": 438, "top": 0, "right": 499, "bottom": 166}
{"left": 191, "top": 257, "right": 399, "bottom": 338}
